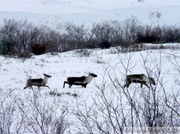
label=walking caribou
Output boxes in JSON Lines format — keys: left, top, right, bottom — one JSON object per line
{"left": 63, "top": 73, "right": 97, "bottom": 88}
{"left": 24, "top": 74, "right": 51, "bottom": 89}
{"left": 124, "top": 74, "right": 155, "bottom": 88}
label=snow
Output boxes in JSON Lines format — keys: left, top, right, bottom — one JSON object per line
{"left": 1, "top": 0, "right": 180, "bottom": 29}
{"left": 0, "top": 0, "right": 180, "bottom": 133}
{"left": 0, "top": 47, "right": 180, "bottom": 132}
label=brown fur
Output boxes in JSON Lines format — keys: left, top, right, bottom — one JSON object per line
{"left": 124, "top": 74, "right": 155, "bottom": 88}
{"left": 24, "top": 74, "right": 51, "bottom": 89}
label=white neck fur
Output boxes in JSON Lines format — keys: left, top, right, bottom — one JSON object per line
{"left": 84, "top": 75, "right": 94, "bottom": 84}
{"left": 142, "top": 74, "right": 150, "bottom": 85}
{"left": 43, "top": 76, "right": 49, "bottom": 84}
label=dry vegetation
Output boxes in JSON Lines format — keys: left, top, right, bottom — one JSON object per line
{"left": 0, "top": 17, "right": 180, "bottom": 133}
{"left": 0, "top": 17, "right": 180, "bottom": 57}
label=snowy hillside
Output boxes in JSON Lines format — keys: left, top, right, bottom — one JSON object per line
{"left": 1, "top": 0, "right": 180, "bottom": 29}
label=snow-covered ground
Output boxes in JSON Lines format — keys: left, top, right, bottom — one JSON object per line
{"left": 1, "top": 45, "right": 179, "bottom": 94}
{"left": 0, "top": 0, "right": 180, "bottom": 133}
{"left": 0, "top": 46, "right": 180, "bottom": 133}
{"left": 1, "top": 46, "right": 179, "bottom": 94}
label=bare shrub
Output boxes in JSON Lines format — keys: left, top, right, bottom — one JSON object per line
{"left": 0, "top": 90, "right": 17, "bottom": 134}
{"left": 90, "top": 21, "right": 118, "bottom": 47}
{"left": 0, "top": 19, "right": 61, "bottom": 56}
{"left": 1, "top": 18, "right": 180, "bottom": 55}
{"left": 18, "top": 92, "right": 70, "bottom": 134}
{"left": 62, "top": 23, "right": 89, "bottom": 50}
{"left": 0, "top": 89, "right": 70, "bottom": 134}
{"left": 74, "top": 49, "right": 92, "bottom": 57}
{"left": 49, "top": 91, "right": 78, "bottom": 98}
{"left": 0, "top": 19, "right": 42, "bottom": 55}
{"left": 0, "top": 40, "right": 15, "bottom": 55}
{"left": 136, "top": 25, "right": 161, "bottom": 43}
{"left": 161, "top": 25, "right": 180, "bottom": 43}
{"left": 122, "top": 16, "right": 141, "bottom": 43}
{"left": 100, "top": 40, "right": 111, "bottom": 49}
{"left": 73, "top": 52, "right": 180, "bottom": 133}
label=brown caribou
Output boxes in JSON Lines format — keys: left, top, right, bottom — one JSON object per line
{"left": 124, "top": 74, "right": 155, "bottom": 88}
{"left": 24, "top": 74, "right": 51, "bottom": 89}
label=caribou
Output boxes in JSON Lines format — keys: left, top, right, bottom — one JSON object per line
{"left": 63, "top": 73, "right": 97, "bottom": 88}
{"left": 24, "top": 74, "right": 51, "bottom": 89}
{"left": 124, "top": 74, "right": 155, "bottom": 88}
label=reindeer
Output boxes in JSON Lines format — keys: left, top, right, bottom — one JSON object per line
{"left": 24, "top": 74, "right": 51, "bottom": 89}
{"left": 124, "top": 74, "right": 155, "bottom": 88}
{"left": 63, "top": 73, "right": 97, "bottom": 88}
